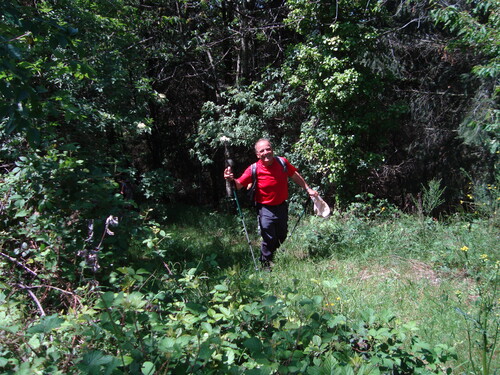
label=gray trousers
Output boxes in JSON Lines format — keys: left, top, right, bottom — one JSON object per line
{"left": 257, "top": 202, "right": 288, "bottom": 265}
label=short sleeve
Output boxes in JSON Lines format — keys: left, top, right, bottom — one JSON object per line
{"left": 236, "top": 165, "right": 253, "bottom": 187}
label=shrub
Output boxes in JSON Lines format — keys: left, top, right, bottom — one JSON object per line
{"left": 0, "top": 268, "right": 455, "bottom": 374}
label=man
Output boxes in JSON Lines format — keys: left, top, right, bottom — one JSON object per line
{"left": 224, "top": 138, "right": 318, "bottom": 269}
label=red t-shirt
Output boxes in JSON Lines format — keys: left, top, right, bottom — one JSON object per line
{"left": 236, "top": 157, "right": 297, "bottom": 205}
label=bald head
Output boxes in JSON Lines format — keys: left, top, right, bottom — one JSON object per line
{"left": 254, "top": 138, "right": 272, "bottom": 152}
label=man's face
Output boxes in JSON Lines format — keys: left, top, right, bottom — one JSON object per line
{"left": 255, "top": 140, "right": 274, "bottom": 166}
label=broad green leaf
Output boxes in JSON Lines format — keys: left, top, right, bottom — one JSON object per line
{"left": 185, "top": 302, "right": 206, "bottom": 314}
{"left": 27, "top": 314, "right": 64, "bottom": 334}
{"left": 14, "top": 209, "right": 29, "bottom": 218}
{"left": 125, "top": 292, "right": 147, "bottom": 309}
{"left": 77, "top": 350, "right": 118, "bottom": 375}
{"left": 141, "top": 361, "right": 155, "bottom": 375}
{"left": 262, "top": 295, "right": 277, "bottom": 306}
{"left": 159, "top": 337, "right": 176, "bottom": 352}
{"left": 214, "top": 283, "right": 228, "bottom": 292}
{"left": 243, "top": 337, "right": 263, "bottom": 354}
{"left": 97, "top": 291, "right": 115, "bottom": 308}
{"left": 28, "top": 335, "right": 40, "bottom": 349}
{"left": 327, "top": 314, "right": 346, "bottom": 328}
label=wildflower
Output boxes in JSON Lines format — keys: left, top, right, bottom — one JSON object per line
{"left": 461, "top": 246, "right": 469, "bottom": 252}
{"left": 480, "top": 254, "right": 488, "bottom": 261}
{"left": 467, "top": 194, "right": 473, "bottom": 199}
{"left": 137, "top": 122, "right": 147, "bottom": 129}
{"left": 381, "top": 207, "right": 386, "bottom": 212}
{"left": 336, "top": 296, "right": 341, "bottom": 301}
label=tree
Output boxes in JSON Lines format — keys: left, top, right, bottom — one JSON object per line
{"left": 283, "top": 0, "right": 405, "bottom": 204}
{"left": 431, "top": 0, "right": 499, "bottom": 184}
{"left": 0, "top": 0, "right": 153, "bottom": 314}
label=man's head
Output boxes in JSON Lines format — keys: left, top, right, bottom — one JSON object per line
{"left": 255, "top": 138, "right": 274, "bottom": 166}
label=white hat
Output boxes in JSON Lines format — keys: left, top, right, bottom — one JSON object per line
{"left": 312, "top": 195, "right": 331, "bottom": 218}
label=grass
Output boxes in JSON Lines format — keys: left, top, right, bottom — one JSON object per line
{"left": 155, "top": 203, "right": 498, "bottom": 373}
{"left": 267, "top": 210, "right": 498, "bottom": 373}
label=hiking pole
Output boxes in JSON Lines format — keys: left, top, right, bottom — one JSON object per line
{"left": 289, "top": 192, "right": 331, "bottom": 240}
{"left": 221, "top": 136, "right": 259, "bottom": 271}
{"left": 232, "top": 187, "right": 259, "bottom": 271}
{"left": 289, "top": 197, "right": 310, "bottom": 239}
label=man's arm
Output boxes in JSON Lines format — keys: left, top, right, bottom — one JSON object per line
{"left": 290, "top": 171, "right": 318, "bottom": 198}
{"left": 224, "top": 167, "right": 244, "bottom": 190}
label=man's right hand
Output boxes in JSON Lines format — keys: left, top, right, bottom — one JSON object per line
{"left": 224, "top": 166, "right": 234, "bottom": 181}
{"left": 224, "top": 167, "right": 243, "bottom": 190}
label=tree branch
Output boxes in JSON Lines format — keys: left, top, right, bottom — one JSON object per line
{"left": 0, "top": 251, "right": 38, "bottom": 277}
{"left": 17, "top": 284, "right": 46, "bottom": 316}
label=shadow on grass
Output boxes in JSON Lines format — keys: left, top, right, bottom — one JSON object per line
{"left": 127, "top": 203, "right": 262, "bottom": 275}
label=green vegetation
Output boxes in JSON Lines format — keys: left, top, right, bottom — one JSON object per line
{"left": 1, "top": 0, "right": 499, "bottom": 373}
{"left": 1, "top": 194, "right": 498, "bottom": 373}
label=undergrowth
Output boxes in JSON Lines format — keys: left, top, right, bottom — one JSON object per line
{"left": 0, "top": 200, "right": 498, "bottom": 374}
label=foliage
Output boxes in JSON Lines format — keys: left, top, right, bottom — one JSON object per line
{"left": 1, "top": 1, "right": 500, "bottom": 373}
{"left": 140, "top": 169, "right": 175, "bottom": 202}
{"left": 193, "top": 71, "right": 305, "bottom": 166}
{"left": 278, "top": 203, "right": 499, "bottom": 374}
{"left": 0, "top": 0, "right": 161, "bottom": 319}
{"left": 1, "top": 0, "right": 82, "bottom": 143}
{"left": 431, "top": 0, "right": 499, "bottom": 155}
{"left": 412, "top": 179, "right": 447, "bottom": 218}
{"left": 455, "top": 244, "right": 499, "bottom": 375}
{"left": 283, "top": 0, "right": 404, "bottom": 204}
{"left": 0, "top": 267, "right": 455, "bottom": 374}
{"left": 1, "top": 194, "right": 498, "bottom": 374}
{"left": 459, "top": 172, "right": 500, "bottom": 220}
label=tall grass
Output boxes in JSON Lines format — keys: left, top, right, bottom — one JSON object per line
{"left": 263, "top": 209, "right": 499, "bottom": 374}
{"left": 139, "top": 200, "right": 498, "bottom": 373}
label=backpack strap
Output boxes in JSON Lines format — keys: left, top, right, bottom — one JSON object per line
{"left": 248, "top": 163, "right": 258, "bottom": 203}
{"left": 251, "top": 162, "right": 257, "bottom": 183}
{"left": 275, "top": 156, "right": 287, "bottom": 174}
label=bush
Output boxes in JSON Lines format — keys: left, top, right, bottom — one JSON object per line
{"left": 0, "top": 268, "right": 455, "bottom": 374}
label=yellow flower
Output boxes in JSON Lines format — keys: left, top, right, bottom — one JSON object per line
{"left": 480, "top": 254, "right": 488, "bottom": 260}
{"left": 336, "top": 296, "right": 341, "bottom": 301}
{"left": 467, "top": 194, "right": 473, "bottom": 199}
{"left": 461, "top": 246, "right": 469, "bottom": 252}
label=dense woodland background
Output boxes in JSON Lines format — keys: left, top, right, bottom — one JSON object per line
{"left": 2, "top": 0, "right": 498, "bottom": 210}
{"left": 0, "top": 1, "right": 498, "bottom": 373}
